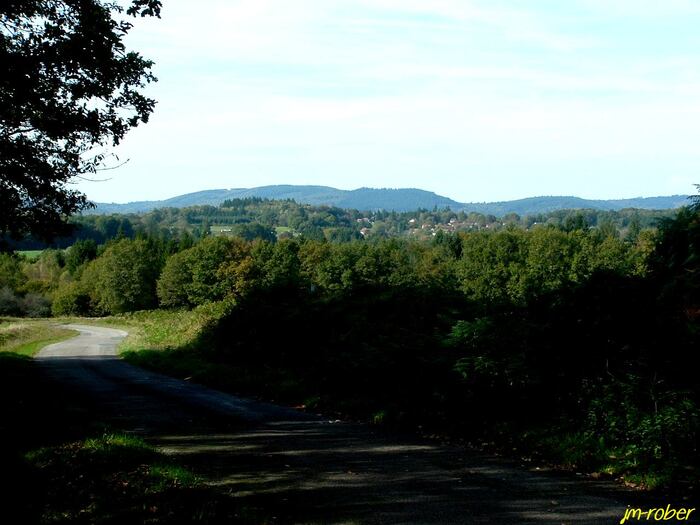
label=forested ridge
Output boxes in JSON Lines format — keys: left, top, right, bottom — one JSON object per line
{"left": 90, "top": 185, "right": 690, "bottom": 215}
{"left": 1, "top": 195, "right": 698, "bottom": 490}
{"left": 5, "top": 196, "right": 677, "bottom": 251}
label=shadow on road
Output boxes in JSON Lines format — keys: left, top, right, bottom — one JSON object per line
{"left": 35, "top": 350, "right": 658, "bottom": 525}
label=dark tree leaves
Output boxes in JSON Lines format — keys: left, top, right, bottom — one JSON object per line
{"left": 0, "top": 0, "right": 161, "bottom": 243}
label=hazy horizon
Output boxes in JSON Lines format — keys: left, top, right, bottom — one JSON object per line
{"left": 93, "top": 184, "right": 691, "bottom": 205}
{"left": 76, "top": 1, "right": 700, "bottom": 203}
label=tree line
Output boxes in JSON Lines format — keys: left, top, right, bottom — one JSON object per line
{"left": 1, "top": 195, "right": 697, "bottom": 486}
{"left": 1, "top": 0, "right": 696, "bottom": 489}
{"left": 0, "top": 218, "right": 650, "bottom": 317}
{"left": 4, "top": 197, "right": 676, "bottom": 251}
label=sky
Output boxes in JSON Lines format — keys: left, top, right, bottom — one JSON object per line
{"left": 76, "top": 0, "right": 700, "bottom": 203}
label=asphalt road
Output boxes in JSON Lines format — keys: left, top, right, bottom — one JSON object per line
{"left": 35, "top": 324, "right": 660, "bottom": 524}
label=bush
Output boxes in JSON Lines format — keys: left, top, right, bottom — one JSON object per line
{"left": 19, "top": 293, "right": 51, "bottom": 317}
{"left": 585, "top": 380, "right": 700, "bottom": 470}
{"left": 0, "top": 286, "right": 21, "bottom": 315}
{"left": 52, "top": 282, "right": 95, "bottom": 317}
{"left": 0, "top": 287, "right": 52, "bottom": 317}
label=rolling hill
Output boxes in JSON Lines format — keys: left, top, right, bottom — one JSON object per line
{"left": 92, "top": 185, "right": 691, "bottom": 216}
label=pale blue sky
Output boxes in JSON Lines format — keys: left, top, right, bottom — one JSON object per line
{"left": 79, "top": 0, "right": 700, "bottom": 203}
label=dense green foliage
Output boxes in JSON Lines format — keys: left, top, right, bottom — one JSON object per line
{"left": 0, "top": 0, "right": 160, "bottom": 243}
{"left": 0, "top": 351, "right": 247, "bottom": 525}
{"left": 3, "top": 195, "right": 698, "bottom": 488}
{"left": 91, "top": 185, "right": 689, "bottom": 215}
{"left": 5, "top": 196, "right": 676, "bottom": 252}
{"left": 157, "top": 237, "right": 249, "bottom": 308}
{"left": 51, "top": 238, "right": 166, "bottom": 315}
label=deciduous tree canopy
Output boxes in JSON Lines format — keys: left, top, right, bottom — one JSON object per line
{"left": 0, "top": 0, "right": 161, "bottom": 244}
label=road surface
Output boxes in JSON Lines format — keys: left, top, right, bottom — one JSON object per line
{"left": 36, "top": 324, "right": 654, "bottom": 524}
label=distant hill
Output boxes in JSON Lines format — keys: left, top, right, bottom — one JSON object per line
{"left": 462, "top": 195, "right": 692, "bottom": 216}
{"left": 93, "top": 186, "right": 463, "bottom": 214}
{"left": 92, "top": 185, "right": 691, "bottom": 215}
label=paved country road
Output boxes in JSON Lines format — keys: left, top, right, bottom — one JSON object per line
{"left": 35, "top": 324, "right": 657, "bottom": 524}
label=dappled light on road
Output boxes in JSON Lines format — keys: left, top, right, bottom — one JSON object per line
{"left": 32, "top": 325, "right": 652, "bottom": 524}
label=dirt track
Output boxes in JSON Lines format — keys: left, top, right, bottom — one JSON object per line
{"left": 35, "top": 324, "right": 654, "bottom": 524}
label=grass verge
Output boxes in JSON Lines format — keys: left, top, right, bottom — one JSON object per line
{"left": 25, "top": 433, "right": 245, "bottom": 524}
{"left": 107, "top": 303, "right": 310, "bottom": 404}
{"left": 0, "top": 317, "right": 78, "bottom": 356}
{"left": 0, "top": 338, "right": 256, "bottom": 524}
{"left": 65, "top": 301, "right": 232, "bottom": 355}
{"left": 17, "top": 249, "right": 44, "bottom": 261}
{"left": 67, "top": 304, "right": 242, "bottom": 393}
{"left": 104, "top": 303, "right": 698, "bottom": 496}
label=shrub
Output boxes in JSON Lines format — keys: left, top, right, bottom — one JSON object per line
{"left": 19, "top": 293, "right": 51, "bottom": 318}
{"left": 0, "top": 286, "right": 21, "bottom": 315}
{"left": 52, "top": 282, "right": 96, "bottom": 317}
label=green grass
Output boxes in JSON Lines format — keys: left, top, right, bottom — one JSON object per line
{"left": 507, "top": 426, "right": 696, "bottom": 492}
{"left": 0, "top": 318, "right": 78, "bottom": 356}
{"left": 27, "top": 433, "right": 199, "bottom": 493}
{"left": 69, "top": 300, "right": 232, "bottom": 355}
{"left": 63, "top": 303, "right": 237, "bottom": 387}
{"left": 87, "top": 304, "right": 306, "bottom": 401}
{"left": 106, "top": 304, "right": 244, "bottom": 390}
{"left": 274, "top": 226, "right": 300, "bottom": 239}
{"left": 0, "top": 319, "right": 259, "bottom": 525}
{"left": 17, "top": 249, "right": 44, "bottom": 261}
{"left": 24, "top": 433, "right": 247, "bottom": 524}
{"left": 210, "top": 225, "right": 297, "bottom": 238}
{"left": 209, "top": 225, "right": 233, "bottom": 234}
{"left": 70, "top": 305, "right": 697, "bottom": 495}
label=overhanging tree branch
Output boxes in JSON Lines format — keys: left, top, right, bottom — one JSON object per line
{"left": 0, "top": 0, "right": 161, "bottom": 245}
